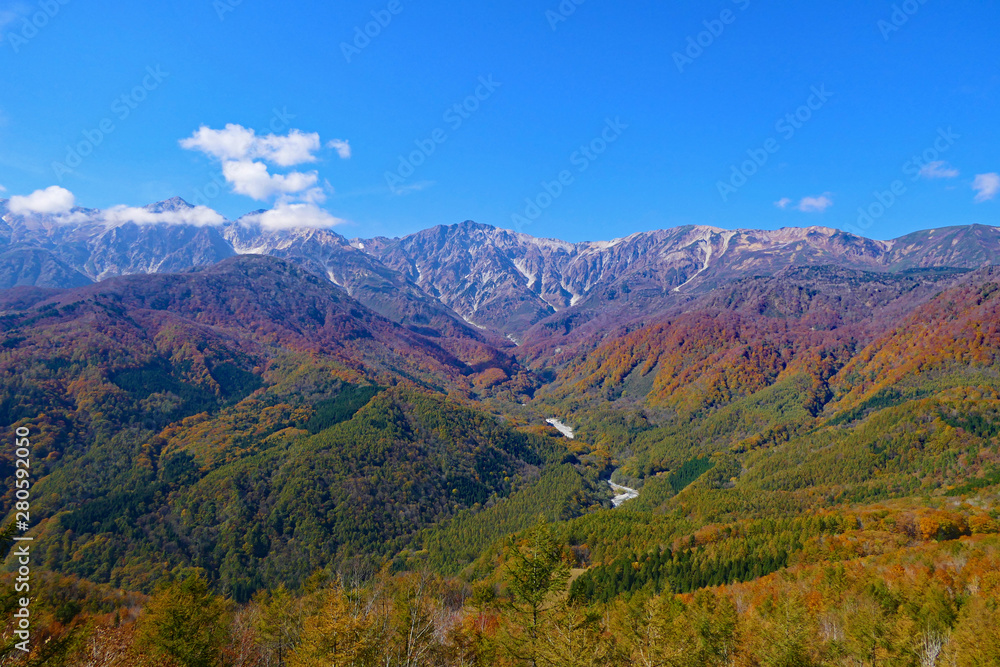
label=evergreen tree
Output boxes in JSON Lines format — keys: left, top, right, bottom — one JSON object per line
{"left": 134, "top": 571, "right": 232, "bottom": 667}
{"left": 501, "top": 522, "right": 571, "bottom": 667}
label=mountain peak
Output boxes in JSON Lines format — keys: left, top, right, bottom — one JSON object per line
{"left": 439, "top": 220, "right": 499, "bottom": 234}
{"left": 145, "top": 196, "right": 195, "bottom": 213}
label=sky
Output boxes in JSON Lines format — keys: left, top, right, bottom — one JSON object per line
{"left": 0, "top": 0, "right": 998, "bottom": 242}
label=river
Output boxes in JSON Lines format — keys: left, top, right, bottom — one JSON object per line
{"left": 546, "top": 418, "right": 638, "bottom": 506}
{"left": 608, "top": 479, "right": 640, "bottom": 507}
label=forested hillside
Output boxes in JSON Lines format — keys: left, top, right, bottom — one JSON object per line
{"left": 1, "top": 253, "right": 999, "bottom": 665}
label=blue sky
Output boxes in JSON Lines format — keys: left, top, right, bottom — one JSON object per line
{"left": 0, "top": 0, "right": 997, "bottom": 242}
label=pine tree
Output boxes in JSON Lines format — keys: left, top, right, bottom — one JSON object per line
{"left": 500, "top": 522, "right": 571, "bottom": 667}
{"left": 134, "top": 571, "right": 232, "bottom": 667}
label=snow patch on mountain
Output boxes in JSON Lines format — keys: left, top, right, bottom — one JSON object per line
{"left": 674, "top": 236, "right": 714, "bottom": 292}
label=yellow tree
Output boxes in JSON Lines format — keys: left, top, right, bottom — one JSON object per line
{"left": 535, "top": 604, "right": 617, "bottom": 667}
{"left": 388, "top": 571, "right": 440, "bottom": 667}
{"left": 288, "top": 584, "right": 382, "bottom": 667}
{"left": 941, "top": 595, "right": 1000, "bottom": 666}
{"left": 736, "top": 594, "right": 821, "bottom": 667}
{"left": 252, "top": 585, "right": 302, "bottom": 666}
{"left": 625, "top": 591, "right": 738, "bottom": 667}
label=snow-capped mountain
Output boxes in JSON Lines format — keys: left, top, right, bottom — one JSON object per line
{"left": 2, "top": 196, "right": 999, "bottom": 349}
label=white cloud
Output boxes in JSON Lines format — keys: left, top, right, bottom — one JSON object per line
{"left": 389, "top": 180, "right": 436, "bottom": 196}
{"left": 103, "top": 204, "right": 226, "bottom": 227}
{"left": 776, "top": 194, "right": 834, "bottom": 213}
{"left": 256, "top": 130, "right": 323, "bottom": 167}
{"left": 181, "top": 124, "right": 255, "bottom": 162}
{"left": 180, "top": 124, "right": 348, "bottom": 226}
{"left": 0, "top": 184, "right": 6, "bottom": 193}
{"left": 221, "top": 160, "right": 319, "bottom": 201}
{"left": 919, "top": 161, "right": 960, "bottom": 179}
{"left": 180, "top": 124, "right": 346, "bottom": 204}
{"left": 180, "top": 124, "right": 322, "bottom": 167}
{"left": 973, "top": 173, "right": 1000, "bottom": 203}
{"left": 8, "top": 186, "right": 76, "bottom": 215}
{"left": 301, "top": 187, "right": 328, "bottom": 204}
{"left": 243, "top": 202, "right": 344, "bottom": 230}
{"left": 327, "top": 139, "right": 352, "bottom": 159}
{"left": 796, "top": 194, "right": 834, "bottom": 213}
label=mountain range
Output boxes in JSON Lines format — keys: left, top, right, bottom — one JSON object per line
{"left": 4, "top": 196, "right": 999, "bottom": 361}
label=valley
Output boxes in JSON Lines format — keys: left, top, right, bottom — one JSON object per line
{"left": 1, "top": 205, "right": 999, "bottom": 664}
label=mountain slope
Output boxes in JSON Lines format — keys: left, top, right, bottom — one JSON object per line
{"left": 0, "top": 255, "right": 528, "bottom": 400}
{"left": 5, "top": 197, "right": 999, "bottom": 356}
{"left": 0, "top": 248, "right": 93, "bottom": 289}
{"left": 0, "top": 198, "right": 488, "bottom": 342}
{"left": 0, "top": 257, "right": 566, "bottom": 598}
{"left": 360, "top": 222, "right": 1000, "bottom": 354}
{"left": 28, "top": 386, "right": 577, "bottom": 598}
{"left": 225, "top": 218, "right": 486, "bottom": 340}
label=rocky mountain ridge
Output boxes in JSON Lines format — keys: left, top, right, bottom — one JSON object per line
{"left": 2, "top": 196, "right": 999, "bottom": 352}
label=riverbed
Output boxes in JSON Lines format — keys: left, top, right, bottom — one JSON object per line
{"left": 546, "top": 418, "right": 638, "bottom": 506}
{"left": 545, "top": 418, "right": 575, "bottom": 439}
{"left": 608, "top": 479, "right": 640, "bottom": 507}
